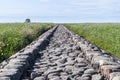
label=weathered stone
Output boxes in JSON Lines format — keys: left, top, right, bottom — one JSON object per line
{"left": 112, "top": 76, "right": 120, "bottom": 80}
{"left": 0, "top": 71, "right": 20, "bottom": 80}
{"left": 48, "top": 63, "right": 57, "bottom": 67}
{"left": 0, "top": 69, "right": 19, "bottom": 73}
{"left": 34, "top": 76, "right": 45, "bottom": 80}
{"left": 75, "top": 63, "right": 87, "bottom": 68}
{"left": 4, "top": 64, "right": 24, "bottom": 73}
{"left": 92, "top": 55, "right": 114, "bottom": 65}
{"left": 100, "top": 65, "right": 120, "bottom": 78}
{"left": 54, "top": 52, "right": 62, "bottom": 56}
{"left": 72, "top": 69, "right": 84, "bottom": 77}
{"left": 109, "top": 72, "right": 120, "bottom": 80}
{"left": 49, "top": 76, "right": 62, "bottom": 80}
{"left": 82, "top": 74, "right": 91, "bottom": 77}
{"left": 9, "top": 59, "right": 29, "bottom": 68}
{"left": 47, "top": 73, "right": 60, "bottom": 79}
{"left": 64, "top": 66, "right": 73, "bottom": 75}
{"left": 31, "top": 71, "right": 42, "bottom": 79}
{"left": 75, "top": 57, "right": 85, "bottom": 63}
{"left": 85, "top": 51, "right": 102, "bottom": 61}
{"left": 99, "top": 60, "right": 118, "bottom": 66}
{"left": 92, "top": 55, "right": 115, "bottom": 69}
{"left": 61, "top": 76, "right": 71, "bottom": 80}
{"left": 44, "top": 68, "right": 63, "bottom": 76}
{"left": 77, "top": 76, "right": 91, "bottom": 80}
{"left": 61, "top": 72, "right": 69, "bottom": 76}
{"left": 0, "top": 77, "right": 11, "bottom": 80}
{"left": 74, "top": 45, "right": 81, "bottom": 50}
{"left": 65, "top": 59, "right": 75, "bottom": 65}
{"left": 92, "top": 74, "right": 103, "bottom": 80}
{"left": 58, "top": 58, "right": 67, "bottom": 64}
{"left": 84, "top": 69, "right": 97, "bottom": 75}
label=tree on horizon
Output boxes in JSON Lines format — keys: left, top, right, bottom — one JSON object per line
{"left": 25, "top": 18, "right": 31, "bottom": 23}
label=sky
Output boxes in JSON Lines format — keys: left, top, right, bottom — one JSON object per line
{"left": 0, "top": 0, "right": 120, "bottom": 23}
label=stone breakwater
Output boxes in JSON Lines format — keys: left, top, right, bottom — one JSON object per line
{"left": 0, "top": 25, "right": 120, "bottom": 80}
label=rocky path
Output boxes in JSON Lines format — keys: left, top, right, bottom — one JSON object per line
{"left": 0, "top": 25, "right": 120, "bottom": 80}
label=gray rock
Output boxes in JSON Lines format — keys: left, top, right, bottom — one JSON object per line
{"left": 0, "top": 71, "right": 20, "bottom": 80}
{"left": 92, "top": 74, "right": 103, "bottom": 80}
{"left": 34, "top": 76, "right": 45, "bottom": 80}
{"left": 112, "top": 76, "right": 120, "bottom": 80}
{"left": 0, "top": 77, "right": 11, "bottom": 80}
{"left": 48, "top": 63, "right": 57, "bottom": 67}
{"left": 47, "top": 73, "right": 60, "bottom": 79}
{"left": 82, "top": 74, "right": 91, "bottom": 77}
{"left": 54, "top": 52, "right": 62, "bottom": 56}
{"left": 75, "top": 63, "right": 87, "bottom": 68}
{"left": 49, "top": 76, "right": 62, "bottom": 80}
{"left": 58, "top": 58, "right": 67, "bottom": 64}
{"left": 85, "top": 51, "right": 101, "bottom": 61}
{"left": 76, "top": 76, "right": 91, "bottom": 80}
{"left": 65, "top": 59, "right": 75, "bottom": 65}
{"left": 74, "top": 45, "right": 81, "bottom": 50}
{"left": 82, "top": 77, "right": 91, "bottom": 80}
{"left": 31, "top": 71, "right": 42, "bottom": 79}
{"left": 110, "top": 72, "right": 120, "bottom": 80}
{"left": 60, "top": 72, "right": 68, "bottom": 76}
{"left": 75, "top": 57, "right": 85, "bottom": 63}
{"left": 64, "top": 68, "right": 73, "bottom": 75}
{"left": 100, "top": 65, "right": 120, "bottom": 77}
{"left": 45, "top": 68, "right": 63, "bottom": 76}
{"left": 72, "top": 68, "right": 85, "bottom": 77}
{"left": 92, "top": 55, "right": 114, "bottom": 67}
{"left": 84, "top": 69, "right": 97, "bottom": 75}
{"left": 4, "top": 64, "right": 24, "bottom": 73}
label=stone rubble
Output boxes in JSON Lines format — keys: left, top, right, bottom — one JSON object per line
{"left": 0, "top": 25, "right": 120, "bottom": 80}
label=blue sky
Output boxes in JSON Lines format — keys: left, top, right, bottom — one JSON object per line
{"left": 0, "top": 0, "right": 120, "bottom": 23}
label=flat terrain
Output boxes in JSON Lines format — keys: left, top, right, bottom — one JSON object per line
{"left": 0, "top": 25, "right": 120, "bottom": 80}
{"left": 65, "top": 23, "right": 120, "bottom": 58}
{"left": 0, "top": 23, "right": 53, "bottom": 62}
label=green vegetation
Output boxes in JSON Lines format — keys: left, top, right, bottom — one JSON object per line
{"left": 0, "top": 23, "right": 54, "bottom": 62}
{"left": 25, "top": 18, "right": 31, "bottom": 23}
{"left": 65, "top": 23, "right": 120, "bottom": 58}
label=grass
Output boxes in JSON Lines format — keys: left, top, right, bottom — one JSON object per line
{"left": 0, "top": 23, "right": 54, "bottom": 62}
{"left": 65, "top": 23, "right": 120, "bottom": 58}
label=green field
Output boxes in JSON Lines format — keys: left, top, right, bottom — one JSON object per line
{"left": 65, "top": 23, "right": 120, "bottom": 58}
{"left": 0, "top": 23, "right": 53, "bottom": 62}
